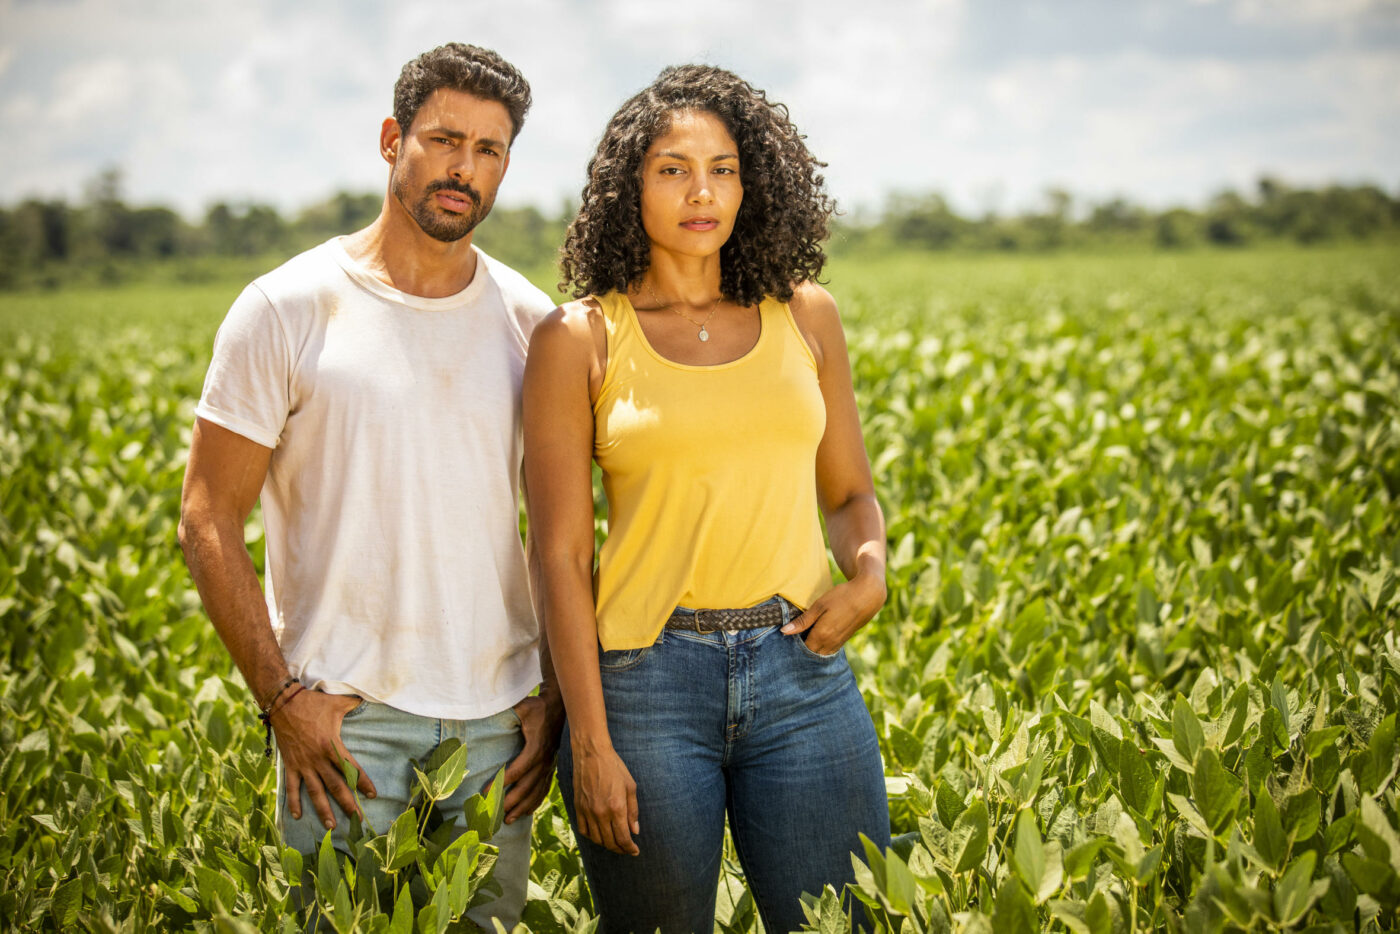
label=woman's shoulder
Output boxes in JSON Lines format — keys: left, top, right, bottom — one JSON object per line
{"left": 782, "top": 282, "right": 845, "bottom": 370}
{"left": 785, "top": 281, "right": 839, "bottom": 324}
{"left": 529, "top": 296, "right": 609, "bottom": 372}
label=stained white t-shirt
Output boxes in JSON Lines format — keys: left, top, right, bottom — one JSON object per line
{"left": 196, "top": 238, "right": 554, "bottom": 719}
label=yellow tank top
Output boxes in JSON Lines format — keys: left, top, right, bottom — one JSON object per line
{"left": 591, "top": 291, "right": 833, "bottom": 649}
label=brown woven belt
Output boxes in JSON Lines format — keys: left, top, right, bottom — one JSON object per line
{"left": 664, "top": 600, "right": 789, "bottom": 634}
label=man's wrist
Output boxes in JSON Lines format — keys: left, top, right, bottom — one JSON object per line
{"left": 256, "top": 674, "right": 300, "bottom": 711}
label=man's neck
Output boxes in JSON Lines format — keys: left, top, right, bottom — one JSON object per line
{"left": 341, "top": 205, "right": 480, "bottom": 299}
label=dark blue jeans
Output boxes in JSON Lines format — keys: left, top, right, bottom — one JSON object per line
{"left": 558, "top": 598, "right": 890, "bottom": 934}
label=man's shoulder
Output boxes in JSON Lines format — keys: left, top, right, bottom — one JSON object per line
{"left": 248, "top": 239, "right": 348, "bottom": 308}
{"left": 477, "top": 250, "right": 556, "bottom": 321}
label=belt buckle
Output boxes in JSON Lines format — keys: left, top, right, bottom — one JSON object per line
{"left": 693, "top": 609, "right": 721, "bottom": 634}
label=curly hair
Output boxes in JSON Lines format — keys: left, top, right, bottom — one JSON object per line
{"left": 559, "top": 65, "right": 835, "bottom": 305}
{"left": 394, "top": 43, "right": 532, "bottom": 143}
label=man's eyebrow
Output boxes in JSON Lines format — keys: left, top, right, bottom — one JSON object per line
{"left": 420, "top": 126, "right": 508, "bottom": 148}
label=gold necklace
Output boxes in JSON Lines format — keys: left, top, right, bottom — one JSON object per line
{"left": 645, "top": 282, "right": 722, "bottom": 342}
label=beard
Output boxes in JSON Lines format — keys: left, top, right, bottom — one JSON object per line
{"left": 393, "top": 172, "right": 494, "bottom": 243}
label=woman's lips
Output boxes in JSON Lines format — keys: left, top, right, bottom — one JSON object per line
{"left": 680, "top": 218, "right": 719, "bottom": 231}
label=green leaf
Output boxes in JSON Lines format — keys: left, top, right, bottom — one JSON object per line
{"left": 1356, "top": 796, "right": 1400, "bottom": 873}
{"left": 1270, "top": 677, "right": 1291, "bottom": 736}
{"left": 1342, "top": 852, "right": 1398, "bottom": 899}
{"left": 1118, "top": 743, "right": 1156, "bottom": 816}
{"left": 1168, "top": 792, "right": 1214, "bottom": 839}
{"left": 428, "top": 742, "right": 469, "bottom": 802}
{"left": 1281, "top": 790, "right": 1321, "bottom": 845}
{"left": 317, "top": 831, "right": 340, "bottom": 903}
{"left": 1173, "top": 695, "right": 1204, "bottom": 765}
{"left": 385, "top": 809, "right": 419, "bottom": 872}
{"left": 50, "top": 878, "right": 83, "bottom": 927}
{"left": 1274, "top": 851, "right": 1327, "bottom": 924}
{"left": 951, "top": 799, "right": 989, "bottom": 873}
{"left": 1064, "top": 837, "right": 1111, "bottom": 881}
{"left": 386, "top": 881, "right": 414, "bottom": 934}
{"left": 888, "top": 723, "right": 922, "bottom": 768}
{"left": 1253, "top": 792, "right": 1286, "bottom": 871}
{"left": 194, "top": 866, "right": 238, "bottom": 913}
{"left": 1012, "top": 810, "right": 1045, "bottom": 895}
{"left": 991, "top": 876, "right": 1038, "bottom": 933}
{"left": 1220, "top": 683, "right": 1251, "bottom": 747}
{"left": 935, "top": 778, "right": 966, "bottom": 828}
{"left": 1048, "top": 899, "right": 1091, "bottom": 934}
{"left": 17, "top": 729, "right": 50, "bottom": 754}
{"left": 1085, "top": 889, "right": 1112, "bottom": 934}
{"left": 1190, "top": 747, "right": 1243, "bottom": 834}
{"left": 1303, "top": 725, "right": 1346, "bottom": 758}
{"left": 883, "top": 847, "right": 921, "bottom": 916}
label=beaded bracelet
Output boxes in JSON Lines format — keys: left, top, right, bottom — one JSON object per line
{"left": 258, "top": 676, "right": 301, "bottom": 712}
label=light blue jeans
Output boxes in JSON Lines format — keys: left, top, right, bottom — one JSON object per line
{"left": 558, "top": 597, "right": 890, "bottom": 934}
{"left": 276, "top": 700, "right": 531, "bottom": 928}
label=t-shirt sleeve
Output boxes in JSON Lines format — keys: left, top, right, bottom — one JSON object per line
{"left": 194, "top": 283, "right": 292, "bottom": 449}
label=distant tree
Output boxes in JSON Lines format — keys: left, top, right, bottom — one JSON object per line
{"left": 1205, "top": 190, "right": 1251, "bottom": 245}
{"left": 1155, "top": 208, "right": 1199, "bottom": 249}
{"left": 295, "top": 191, "right": 382, "bottom": 242}
{"left": 1086, "top": 198, "right": 1149, "bottom": 239}
{"left": 885, "top": 192, "right": 966, "bottom": 249}
{"left": 205, "top": 201, "right": 289, "bottom": 256}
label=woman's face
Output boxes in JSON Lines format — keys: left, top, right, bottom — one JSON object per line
{"left": 639, "top": 109, "right": 743, "bottom": 261}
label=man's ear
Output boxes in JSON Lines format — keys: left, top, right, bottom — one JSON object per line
{"left": 380, "top": 117, "right": 402, "bottom": 166}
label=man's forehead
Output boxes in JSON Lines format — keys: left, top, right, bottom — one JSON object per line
{"left": 412, "top": 88, "right": 512, "bottom": 135}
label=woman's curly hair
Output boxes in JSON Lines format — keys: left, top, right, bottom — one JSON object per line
{"left": 559, "top": 65, "right": 835, "bottom": 306}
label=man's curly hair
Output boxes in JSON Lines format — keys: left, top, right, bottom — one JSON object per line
{"left": 559, "top": 65, "right": 835, "bottom": 306}
{"left": 394, "top": 43, "right": 532, "bottom": 144}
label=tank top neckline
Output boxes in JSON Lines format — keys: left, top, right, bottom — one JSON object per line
{"left": 619, "top": 292, "right": 768, "bottom": 372}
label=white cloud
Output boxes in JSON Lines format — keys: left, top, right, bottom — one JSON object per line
{"left": 1233, "top": 0, "right": 1393, "bottom": 22}
{"left": 0, "top": 0, "right": 1395, "bottom": 218}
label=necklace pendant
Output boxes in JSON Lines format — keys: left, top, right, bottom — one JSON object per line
{"left": 698, "top": 327, "right": 710, "bottom": 342}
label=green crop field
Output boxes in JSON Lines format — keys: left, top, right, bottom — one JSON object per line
{"left": 2, "top": 245, "right": 1398, "bottom": 932}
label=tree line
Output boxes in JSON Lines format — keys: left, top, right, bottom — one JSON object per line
{"left": 1, "top": 170, "right": 1395, "bottom": 290}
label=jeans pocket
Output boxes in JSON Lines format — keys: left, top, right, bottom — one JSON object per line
{"left": 341, "top": 697, "right": 370, "bottom": 719}
{"left": 598, "top": 645, "right": 652, "bottom": 672}
{"left": 794, "top": 632, "right": 844, "bottom": 661}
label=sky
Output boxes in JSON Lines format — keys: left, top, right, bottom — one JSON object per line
{"left": 1, "top": 0, "right": 1398, "bottom": 220}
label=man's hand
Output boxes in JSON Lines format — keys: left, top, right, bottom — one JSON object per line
{"left": 273, "top": 690, "right": 377, "bottom": 829}
{"left": 502, "top": 693, "right": 565, "bottom": 824}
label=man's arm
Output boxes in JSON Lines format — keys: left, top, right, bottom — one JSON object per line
{"left": 499, "top": 487, "right": 567, "bottom": 825}
{"left": 178, "top": 417, "right": 375, "bottom": 829}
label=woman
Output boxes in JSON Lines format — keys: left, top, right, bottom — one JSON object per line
{"left": 523, "top": 65, "right": 890, "bottom": 933}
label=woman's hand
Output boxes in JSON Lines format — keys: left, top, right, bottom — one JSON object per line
{"left": 570, "top": 744, "right": 641, "bottom": 855}
{"left": 781, "top": 572, "right": 887, "bottom": 657}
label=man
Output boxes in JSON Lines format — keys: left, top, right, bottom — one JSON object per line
{"left": 178, "top": 43, "right": 562, "bottom": 927}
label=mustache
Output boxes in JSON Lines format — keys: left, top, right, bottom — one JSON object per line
{"left": 426, "top": 179, "right": 482, "bottom": 206}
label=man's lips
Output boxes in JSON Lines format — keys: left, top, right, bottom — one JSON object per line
{"left": 428, "top": 182, "right": 480, "bottom": 213}
{"left": 435, "top": 191, "right": 474, "bottom": 212}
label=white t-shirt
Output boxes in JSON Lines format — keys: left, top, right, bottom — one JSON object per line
{"left": 196, "top": 238, "right": 555, "bottom": 719}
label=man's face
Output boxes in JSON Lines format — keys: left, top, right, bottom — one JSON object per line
{"left": 387, "top": 88, "right": 513, "bottom": 242}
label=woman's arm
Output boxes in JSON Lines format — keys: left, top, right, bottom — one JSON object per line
{"left": 782, "top": 282, "right": 888, "bottom": 655}
{"left": 522, "top": 301, "right": 641, "bottom": 856}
